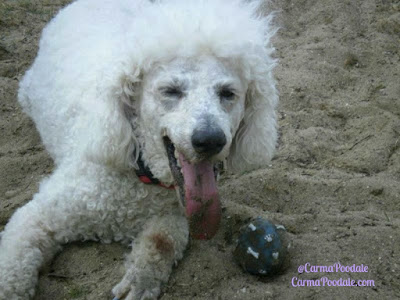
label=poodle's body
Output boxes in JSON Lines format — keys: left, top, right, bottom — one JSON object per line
{"left": 0, "top": 0, "right": 278, "bottom": 299}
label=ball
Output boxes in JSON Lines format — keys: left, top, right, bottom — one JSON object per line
{"left": 233, "top": 217, "right": 289, "bottom": 276}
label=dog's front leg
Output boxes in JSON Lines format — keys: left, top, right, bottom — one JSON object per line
{"left": 112, "top": 214, "right": 189, "bottom": 300}
{"left": 0, "top": 202, "right": 62, "bottom": 300}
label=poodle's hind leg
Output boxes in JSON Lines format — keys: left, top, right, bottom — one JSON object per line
{"left": 112, "top": 214, "right": 189, "bottom": 300}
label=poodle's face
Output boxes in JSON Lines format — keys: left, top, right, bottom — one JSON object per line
{"left": 139, "top": 55, "right": 248, "bottom": 239}
{"left": 140, "top": 55, "right": 247, "bottom": 165}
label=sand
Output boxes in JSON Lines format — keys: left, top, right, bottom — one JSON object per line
{"left": 0, "top": 0, "right": 399, "bottom": 299}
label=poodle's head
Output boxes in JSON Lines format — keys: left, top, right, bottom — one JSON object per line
{"left": 97, "top": 0, "right": 278, "bottom": 239}
{"left": 140, "top": 55, "right": 247, "bottom": 178}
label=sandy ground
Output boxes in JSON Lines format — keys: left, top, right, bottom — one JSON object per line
{"left": 1, "top": 0, "right": 400, "bottom": 299}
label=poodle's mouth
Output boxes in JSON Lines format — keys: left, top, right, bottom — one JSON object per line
{"left": 163, "top": 136, "right": 221, "bottom": 240}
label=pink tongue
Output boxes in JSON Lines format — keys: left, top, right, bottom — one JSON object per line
{"left": 179, "top": 154, "right": 221, "bottom": 240}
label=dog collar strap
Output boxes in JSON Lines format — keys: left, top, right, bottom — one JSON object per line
{"left": 135, "top": 153, "right": 175, "bottom": 190}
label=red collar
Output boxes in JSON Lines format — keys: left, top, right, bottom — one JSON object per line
{"left": 136, "top": 174, "right": 175, "bottom": 189}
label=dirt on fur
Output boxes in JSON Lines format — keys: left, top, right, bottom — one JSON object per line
{"left": 1, "top": 0, "right": 399, "bottom": 299}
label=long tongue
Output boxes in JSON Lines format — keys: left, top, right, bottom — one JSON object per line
{"left": 179, "top": 154, "right": 221, "bottom": 239}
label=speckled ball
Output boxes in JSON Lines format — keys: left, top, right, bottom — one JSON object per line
{"left": 233, "top": 217, "right": 289, "bottom": 276}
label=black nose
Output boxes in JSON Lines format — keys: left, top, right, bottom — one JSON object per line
{"left": 191, "top": 127, "right": 227, "bottom": 156}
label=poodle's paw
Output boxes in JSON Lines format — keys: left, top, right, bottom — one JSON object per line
{"left": 0, "top": 279, "right": 35, "bottom": 300}
{"left": 112, "top": 268, "right": 162, "bottom": 300}
{"left": 0, "top": 259, "right": 36, "bottom": 300}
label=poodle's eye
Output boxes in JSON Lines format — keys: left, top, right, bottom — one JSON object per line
{"left": 218, "top": 87, "right": 236, "bottom": 101}
{"left": 161, "top": 86, "right": 183, "bottom": 98}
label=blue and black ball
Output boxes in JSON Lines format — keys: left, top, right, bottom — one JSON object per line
{"left": 233, "top": 217, "right": 289, "bottom": 276}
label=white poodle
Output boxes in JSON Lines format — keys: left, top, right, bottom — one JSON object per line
{"left": 0, "top": 0, "right": 278, "bottom": 299}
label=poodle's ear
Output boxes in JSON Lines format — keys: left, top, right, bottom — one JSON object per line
{"left": 117, "top": 73, "right": 142, "bottom": 165}
{"left": 226, "top": 74, "right": 278, "bottom": 174}
{"left": 85, "top": 70, "right": 141, "bottom": 170}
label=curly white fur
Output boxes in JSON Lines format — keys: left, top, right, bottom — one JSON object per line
{"left": 0, "top": 0, "right": 278, "bottom": 299}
